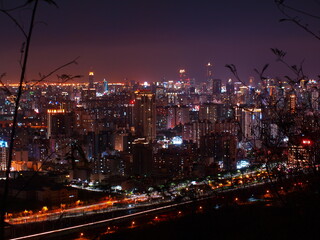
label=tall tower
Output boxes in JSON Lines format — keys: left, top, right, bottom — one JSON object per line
{"left": 289, "top": 94, "right": 297, "bottom": 113}
{"left": 212, "top": 79, "right": 222, "bottom": 95}
{"left": 206, "top": 62, "right": 213, "bottom": 90}
{"left": 103, "top": 78, "right": 109, "bottom": 94}
{"left": 133, "top": 90, "right": 156, "bottom": 142}
{"left": 0, "top": 140, "right": 8, "bottom": 171}
{"left": 89, "top": 71, "right": 94, "bottom": 88}
{"left": 179, "top": 69, "right": 187, "bottom": 82}
{"left": 206, "top": 62, "right": 213, "bottom": 79}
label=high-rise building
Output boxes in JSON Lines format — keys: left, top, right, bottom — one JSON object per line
{"left": 47, "top": 109, "right": 74, "bottom": 139}
{"left": 206, "top": 62, "right": 213, "bottom": 90}
{"left": 200, "top": 132, "right": 237, "bottom": 171}
{"left": 132, "top": 139, "right": 153, "bottom": 176}
{"left": 206, "top": 62, "right": 213, "bottom": 79}
{"left": 289, "top": 94, "right": 297, "bottom": 113}
{"left": 133, "top": 90, "right": 156, "bottom": 142}
{"left": 114, "top": 128, "right": 130, "bottom": 152}
{"left": 103, "top": 79, "right": 109, "bottom": 94}
{"left": 241, "top": 108, "right": 262, "bottom": 147}
{"left": 199, "top": 103, "right": 222, "bottom": 123}
{"left": 182, "top": 120, "right": 214, "bottom": 147}
{"left": 167, "top": 105, "right": 190, "bottom": 129}
{"left": 212, "top": 79, "right": 222, "bottom": 96}
{"left": 89, "top": 71, "right": 94, "bottom": 88}
{"left": 179, "top": 69, "right": 187, "bottom": 83}
{"left": 0, "top": 140, "right": 8, "bottom": 171}
{"left": 226, "top": 79, "right": 235, "bottom": 95}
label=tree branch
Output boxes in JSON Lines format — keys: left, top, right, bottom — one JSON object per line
{"left": 26, "top": 56, "right": 80, "bottom": 87}
{"left": 0, "top": 1, "right": 39, "bottom": 238}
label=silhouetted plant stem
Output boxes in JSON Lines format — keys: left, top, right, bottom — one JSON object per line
{"left": 0, "top": 1, "right": 39, "bottom": 239}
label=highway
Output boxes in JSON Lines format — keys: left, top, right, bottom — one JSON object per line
{"left": 5, "top": 168, "right": 291, "bottom": 240}
{"left": 8, "top": 199, "right": 203, "bottom": 240}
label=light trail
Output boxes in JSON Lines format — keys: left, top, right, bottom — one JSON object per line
{"left": 8, "top": 200, "right": 195, "bottom": 240}
{"left": 7, "top": 168, "right": 269, "bottom": 239}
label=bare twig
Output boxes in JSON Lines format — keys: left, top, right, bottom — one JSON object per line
{"left": 1, "top": 1, "right": 38, "bottom": 238}
{"left": 1, "top": 2, "right": 78, "bottom": 236}
{"left": 276, "top": 0, "right": 320, "bottom": 20}
{"left": 26, "top": 56, "right": 80, "bottom": 87}
{"left": 0, "top": 73, "right": 12, "bottom": 96}
{"left": 0, "top": 8, "right": 27, "bottom": 38}
{"left": 276, "top": 1, "right": 320, "bottom": 40}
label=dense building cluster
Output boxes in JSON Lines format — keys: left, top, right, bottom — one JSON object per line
{"left": 0, "top": 66, "right": 319, "bottom": 185}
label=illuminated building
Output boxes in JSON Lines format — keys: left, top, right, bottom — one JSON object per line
{"left": 81, "top": 88, "right": 96, "bottom": 103}
{"left": 289, "top": 94, "right": 297, "bottom": 113}
{"left": 47, "top": 109, "right": 74, "bottom": 139}
{"left": 200, "top": 132, "right": 237, "bottom": 171}
{"left": 153, "top": 146, "right": 194, "bottom": 178}
{"left": 206, "top": 62, "right": 213, "bottom": 79}
{"left": 167, "top": 105, "right": 190, "bottom": 129}
{"left": 133, "top": 90, "right": 156, "bottom": 142}
{"left": 240, "top": 108, "right": 262, "bottom": 146}
{"left": 92, "top": 153, "right": 124, "bottom": 177}
{"left": 179, "top": 69, "right": 187, "bottom": 84}
{"left": 89, "top": 71, "right": 94, "bottom": 88}
{"left": 214, "top": 119, "right": 239, "bottom": 136}
{"left": 0, "top": 140, "right": 8, "bottom": 171}
{"left": 212, "top": 79, "right": 221, "bottom": 95}
{"left": 132, "top": 138, "right": 153, "bottom": 176}
{"left": 166, "top": 92, "right": 178, "bottom": 105}
{"left": 226, "top": 79, "right": 234, "bottom": 94}
{"left": 156, "top": 106, "right": 168, "bottom": 130}
{"left": 182, "top": 120, "right": 214, "bottom": 147}
{"left": 288, "top": 144, "right": 310, "bottom": 167}
{"left": 199, "top": 103, "right": 222, "bottom": 123}
{"left": 206, "top": 62, "right": 213, "bottom": 90}
{"left": 237, "top": 86, "right": 249, "bottom": 104}
{"left": 114, "top": 128, "right": 130, "bottom": 152}
{"left": 103, "top": 79, "right": 109, "bottom": 94}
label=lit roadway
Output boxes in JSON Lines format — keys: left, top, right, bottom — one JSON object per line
{"left": 8, "top": 199, "right": 200, "bottom": 240}
{"left": 6, "top": 195, "right": 154, "bottom": 225}
{"left": 6, "top": 168, "right": 274, "bottom": 240}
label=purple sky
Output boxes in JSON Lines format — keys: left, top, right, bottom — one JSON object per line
{"left": 0, "top": 0, "right": 319, "bottom": 84}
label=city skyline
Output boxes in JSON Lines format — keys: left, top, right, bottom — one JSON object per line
{"left": 0, "top": 0, "right": 319, "bottom": 84}
{"left": 1, "top": 1, "right": 320, "bottom": 239}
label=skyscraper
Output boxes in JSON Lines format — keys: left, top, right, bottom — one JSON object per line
{"left": 103, "top": 79, "right": 109, "bottom": 94}
{"left": 206, "top": 62, "right": 213, "bottom": 78}
{"left": 179, "top": 69, "right": 187, "bottom": 83}
{"left": 89, "top": 71, "right": 94, "bottom": 88}
{"left": 206, "top": 62, "right": 213, "bottom": 90}
{"left": 133, "top": 90, "right": 156, "bottom": 142}
{"left": 0, "top": 140, "right": 8, "bottom": 171}
{"left": 47, "top": 109, "right": 74, "bottom": 139}
{"left": 226, "top": 79, "right": 235, "bottom": 94}
{"left": 212, "top": 79, "right": 222, "bottom": 96}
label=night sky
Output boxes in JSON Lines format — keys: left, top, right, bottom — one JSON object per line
{"left": 0, "top": 0, "right": 319, "bottom": 84}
